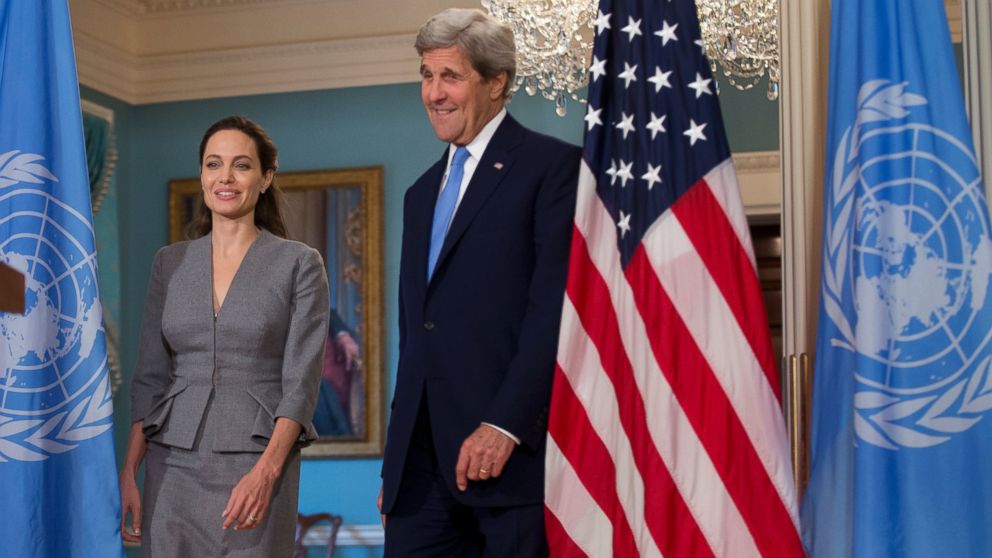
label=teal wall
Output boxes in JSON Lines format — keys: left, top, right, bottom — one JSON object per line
{"left": 80, "top": 86, "right": 137, "bottom": 471}
{"left": 80, "top": 73, "right": 778, "bottom": 555}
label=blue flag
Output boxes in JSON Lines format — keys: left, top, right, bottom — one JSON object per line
{"left": 0, "top": 1, "right": 124, "bottom": 556}
{"left": 803, "top": 1, "right": 992, "bottom": 556}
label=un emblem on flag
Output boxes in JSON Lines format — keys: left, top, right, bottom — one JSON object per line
{"left": 822, "top": 81, "right": 992, "bottom": 450}
{"left": 0, "top": 151, "right": 113, "bottom": 462}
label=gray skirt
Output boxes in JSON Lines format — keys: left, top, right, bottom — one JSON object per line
{"left": 142, "top": 437, "right": 301, "bottom": 557}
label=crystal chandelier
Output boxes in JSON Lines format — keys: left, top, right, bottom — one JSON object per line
{"left": 696, "top": 0, "right": 780, "bottom": 100}
{"left": 481, "top": 0, "right": 598, "bottom": 116}
{"left": 482, "top": 0, "right": 780, "bottom": 116}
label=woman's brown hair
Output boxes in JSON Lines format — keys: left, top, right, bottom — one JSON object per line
{"left": 186, "top": 115, "right": 288, "bottom": 239}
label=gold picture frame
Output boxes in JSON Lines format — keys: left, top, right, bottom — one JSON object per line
{"left": 167, "top": 167, "right": 385, "bottom": 457}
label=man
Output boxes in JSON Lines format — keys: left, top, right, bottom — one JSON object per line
{"left": 378, "top": 8, "right": 580, "bottom": 557}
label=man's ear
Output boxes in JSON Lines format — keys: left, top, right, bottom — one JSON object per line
{"left": 490, "top": 71, "right": 508, "bottom": 100}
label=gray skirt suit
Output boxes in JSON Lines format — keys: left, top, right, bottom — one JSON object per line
{"left": 130, "top": 229, "right": 329, "bottom": 557}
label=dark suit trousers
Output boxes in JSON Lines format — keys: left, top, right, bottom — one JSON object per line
{"left": 384, "top": 392, "right": 548, "bottom": 558}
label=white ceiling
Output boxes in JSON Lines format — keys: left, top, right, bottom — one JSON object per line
{"left": 70, "top": 0, "right": 963, "bottom": 106}
{"left": 70, "top": 0, "right": 479, "bottom": 104}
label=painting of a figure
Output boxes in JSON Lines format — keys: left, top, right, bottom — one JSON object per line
{"left": 281, "top": 185, "right": 366, "bottom": 439}
{"left": 317, "top": 309, "right": 363, "bottom": 436}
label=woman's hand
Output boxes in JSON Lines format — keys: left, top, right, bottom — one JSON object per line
{"left": 120, "top": 421, "right": 147, "bottom": 543}
{"left": 120, "top": 471, "right": 142, "bottom": 542}
{"left": 222, "top": 417, "right": 301, "bottom": 530}
{"left": 222, "top": 466, "right": 279, "bottom": 530}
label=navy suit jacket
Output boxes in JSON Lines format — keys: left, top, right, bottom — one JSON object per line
{"left": 381, "top": 114, "right": 580, "bottom": 511}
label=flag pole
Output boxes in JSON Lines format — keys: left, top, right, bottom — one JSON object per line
{"left": 787, "top": 355, "right": 800, "bottom": 500}
{"left": 799, "top": 353, "right": 811, "bottom": 497}
{"left": 787, "top": 353, "right": 811, "bottom": 503}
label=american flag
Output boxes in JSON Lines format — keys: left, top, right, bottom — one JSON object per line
{"left": 543, "top": 1, "right": 804, "bottom": 556}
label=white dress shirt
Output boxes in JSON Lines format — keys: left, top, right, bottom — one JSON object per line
{"left": 435, "top": 108, "right": 520, "bottom": 445}
{"left": 437, "top": 108, "right": 507, "bottom": 231}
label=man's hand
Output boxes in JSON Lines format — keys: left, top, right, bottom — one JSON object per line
{"left": 454, "top": 424, "right": 516, "bottom": 491}
{"left": 336, "top": 332, "right": 361, "bottom": 371}
{"left": 377, "top": 485, "right": 386, "bottom": 528}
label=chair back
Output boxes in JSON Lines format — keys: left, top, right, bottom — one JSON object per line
{"left": 293, "top": 512, "right": 343, "bottom": 558}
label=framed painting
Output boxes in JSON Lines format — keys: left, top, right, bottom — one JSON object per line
{"left": 167, "top": 166, "right": 385, "bottom": 457}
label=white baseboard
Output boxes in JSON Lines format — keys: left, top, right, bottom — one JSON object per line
{"left": 121, "top": 523, "right": 385, "bottom": 549}
{"left": 303, "top": 523, "right": 384, "bottom": 548}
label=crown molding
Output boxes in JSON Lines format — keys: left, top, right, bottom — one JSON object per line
{"left": 140, "top": 0, "right": 323, "bottom": 14}
{"left": 74, "top": 30, "right": 141, "bottom": 102}
{"left": 88, "top": 0, "right": 146, "bottom": 16}
{"left": 73, "top": 0, "right": 964, "bottom": 106}
{"left": 76, "top": 32, "right": 420, "bottom": 105}
{"left": 88, "top": 0, "right": 323, "bottom": 16}
{"left": 947, "top": 0, "right": 963, "bottom": 42}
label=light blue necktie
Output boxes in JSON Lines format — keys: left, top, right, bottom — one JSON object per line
{"left": 428, "top": 146, "right": 470, "bottom": 279}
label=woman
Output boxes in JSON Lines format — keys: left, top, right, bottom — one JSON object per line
{"left": 119, "top": 116, "right": 329, "bottom": 556}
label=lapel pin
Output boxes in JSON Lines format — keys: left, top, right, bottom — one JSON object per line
{"left": 494, "top": 162, "right": 504, "bottom": 170}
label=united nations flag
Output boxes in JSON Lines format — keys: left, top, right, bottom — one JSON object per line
{"left": 0, "top": 1, "right": 124, "bottom": 556}
{"left": 803, "top": 1, "right": 992, "bottom": 557}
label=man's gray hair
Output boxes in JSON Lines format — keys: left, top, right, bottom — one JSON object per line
{"left": 415, "top": 8, "right": 517, "bottom": 99}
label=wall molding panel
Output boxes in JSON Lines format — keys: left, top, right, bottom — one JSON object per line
{"left": 779, "top": 0, "right": 830, "bottom": 358}
{"left": 734, "top": 150, "right": 781, "bottom": 217}
{"left": 962, "top": 0, "right": 992, "bottom": 201}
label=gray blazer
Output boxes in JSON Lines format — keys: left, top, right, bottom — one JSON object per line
{"left": 130, "top": 229, "right": 329, "bottom": 452}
